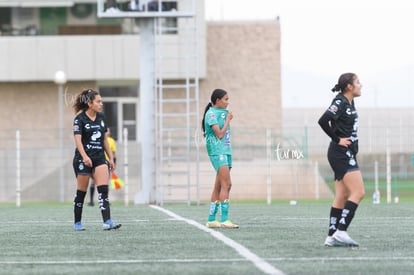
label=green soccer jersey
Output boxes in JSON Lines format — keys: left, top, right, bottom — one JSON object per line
{"left": 204, "top": 107, "right": 232, "bottom": 156}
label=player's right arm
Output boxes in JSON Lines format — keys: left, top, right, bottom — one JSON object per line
{"left": 211, "top": 111, "right": 233, "bottom": 139}
{"left": 318, "top": 103, "right": 351, "bottom": 147}
{"left": 73, "top": 116, "right": 92, "bottom": 167}
{"left": 74, "top": 134, "right": 92, "bottom": 167}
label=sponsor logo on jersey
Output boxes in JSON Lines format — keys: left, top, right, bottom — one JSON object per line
{"left": 91, "top": 131, "right": 101, "bottom": 141}
{"left": 209, "top": 113, "right": 215, "bottom": 120}
{"left": 73, "top": 125, "right": 79, "bottom": 132}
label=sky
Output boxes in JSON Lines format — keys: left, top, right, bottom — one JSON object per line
{"left": 205, "top": 0, "right": 414, "bottom": 108}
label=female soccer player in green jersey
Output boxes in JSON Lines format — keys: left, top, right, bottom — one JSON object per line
{"left": 202, "top": 89, "right": 238, "bottom": 229}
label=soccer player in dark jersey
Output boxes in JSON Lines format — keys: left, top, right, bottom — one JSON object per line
{"left": 318, "top": 73, "right": 365, "bottom": 247}
{"left": 72, "top": 89, "right": 121, "bottom": 231}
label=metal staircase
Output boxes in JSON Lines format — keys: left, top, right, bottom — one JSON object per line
{"left": 97, "top": 0, "right": 200, "bottom": 205}
{"left": 153, "top": 7, "right": 200, "bottom": 205}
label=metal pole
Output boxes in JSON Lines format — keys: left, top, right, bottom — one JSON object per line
{"left": 314, "top": 161, "right": 319, "bottom": 200}
{"left": 386, "top": 129, "right": 391, "bottom": 204}
{"left": 123, "top": 128, "right": 129, "bottom": 206}
{"left": 266, "top": 128, "right": 271, "bottom": 205}
{"left": 134, "top": 18, "right": 156, "bottom": 204}
{"left": 58, "top": 84, "right": 65, "bottom": 202}
{"left": 55, "top": 70, "right": 66, "bottom": 203}
{"left": 16, "top": 129, "right": 21, "bottom": 207}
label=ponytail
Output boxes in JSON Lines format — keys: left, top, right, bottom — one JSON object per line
{"left": 201, "top": 102, "right": 213, "bottom": 137}
{"left": 331, "top": 84, "right": 341, "bottom": 92}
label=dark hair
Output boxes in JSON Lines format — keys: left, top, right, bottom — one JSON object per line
{"left": 331, "top": 73, "right": 356, "bottom": 93}
{"left": 73, "top": 89, "right": 100, "bottom": 113}
{"left": 201, "top": 88, "right": 228, "bottom": 137}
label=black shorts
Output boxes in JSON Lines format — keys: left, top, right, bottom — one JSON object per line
{"left": 327, "top": 142, "right": 359, "bottom": 181}
{"left": 73, "top": 156, "right": 108, "bottom": 177}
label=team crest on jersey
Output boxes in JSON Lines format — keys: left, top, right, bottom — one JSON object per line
{"left": 221, "top": 113, "right": 226, "bottom": 119}
{"left": 328, "top": 105, "right": 338, "bottom": 114}
{"left": 346, "top": 108, "right": 351, "bottom": 115}
{"left": 85, "top": 124, "right": 90, "bottom": 129}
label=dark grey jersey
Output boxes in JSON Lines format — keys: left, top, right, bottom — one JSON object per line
{"left": 73, "top": 112, "right": 107, "bottom": 160}
{"left": 325, "top": 93, "right": 359, "bottom": 153}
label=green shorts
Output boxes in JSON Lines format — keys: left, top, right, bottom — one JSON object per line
{"left": 209, "top": 154, "right": 232, "bottom": 173}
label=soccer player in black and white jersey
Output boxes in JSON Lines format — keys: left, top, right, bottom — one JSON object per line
{"left": 318, "top": 73, "right": 365, "bottom": 247}
{"left": 72, "top": 89, "right": 121, "bottom": 231}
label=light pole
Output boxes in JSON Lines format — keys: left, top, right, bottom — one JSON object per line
{"left": 54, "top": 70, "right": 67, "bottom": 202}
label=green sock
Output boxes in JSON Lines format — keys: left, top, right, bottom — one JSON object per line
{"left": 207, "top": 201, "right": 220, "bottom": 222}
{"left": 220, "top": 200, "right": 229, "bottom": 222}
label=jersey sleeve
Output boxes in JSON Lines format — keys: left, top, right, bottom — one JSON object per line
{"left": 205, "top": 110, "right": 218, "bottom": 127}
{"left": 318, "top": 111, "right": 340, "bottom": 143}
{"left": 326, "top": 97, "right": 345, "bottom": 120}
{"left": 73, "top": 115, "right": 82, "bottom": 136}
{"left": 317, "top": 97, "right": 345, "bottom": 143}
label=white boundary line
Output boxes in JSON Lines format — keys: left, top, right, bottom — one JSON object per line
{"left": 2, "top": 256, "right": 414, "bottom": 265}
{"left": 150, "top": 205, "right": 285, "bottom": 275}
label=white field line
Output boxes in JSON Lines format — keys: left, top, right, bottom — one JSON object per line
{"left": 150, "top": 205, "right": 285, "bottom": 275}
{"left": 267, "top": 257, "right": 414, "bottom": 261}
{"left": 2, "top": 216, "right": 411, "bottom": 224}
{"left": 2, "top": 256, "right": 414, "bottom": 265}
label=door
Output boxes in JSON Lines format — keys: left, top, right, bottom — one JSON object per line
{"left": 103, "top": 99, "right": 138, "bottom": 142}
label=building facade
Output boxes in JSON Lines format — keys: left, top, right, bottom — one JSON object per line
{"left": 0, "top": 0, "right": 292, "bottom": 203}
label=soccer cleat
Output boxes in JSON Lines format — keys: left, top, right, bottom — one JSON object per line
{"left": 220, "top": 220, "right": 239, "bottom": 229}
{"left": 206, "top": 220, "right": 221, "bottom": 228}
{"left": 103, "top": 219, "right": 122, "bottom": 230}
{"left": 332, "top": 230, "right": 359, "bottom": 247}
{"left": 324, "top": 236, "right": 346, "bottom": 247}
{"left": 74, "top": 222, "right": 85, "bottom": 231}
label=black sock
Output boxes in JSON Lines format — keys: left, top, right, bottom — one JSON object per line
{"left": 97, "top": 185, "right": 111, "bottom": 222}
{"left": 73, "top": 190, "right": 86, "bottom": 223}
{"left": 328, "top": 207, "right": 343, "bottom": 236}
{"left": 337, "top": 200, "right": 358, "bottom": 231}
{"left": 89, "top": 184, "right": 95, "bottom": 203}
